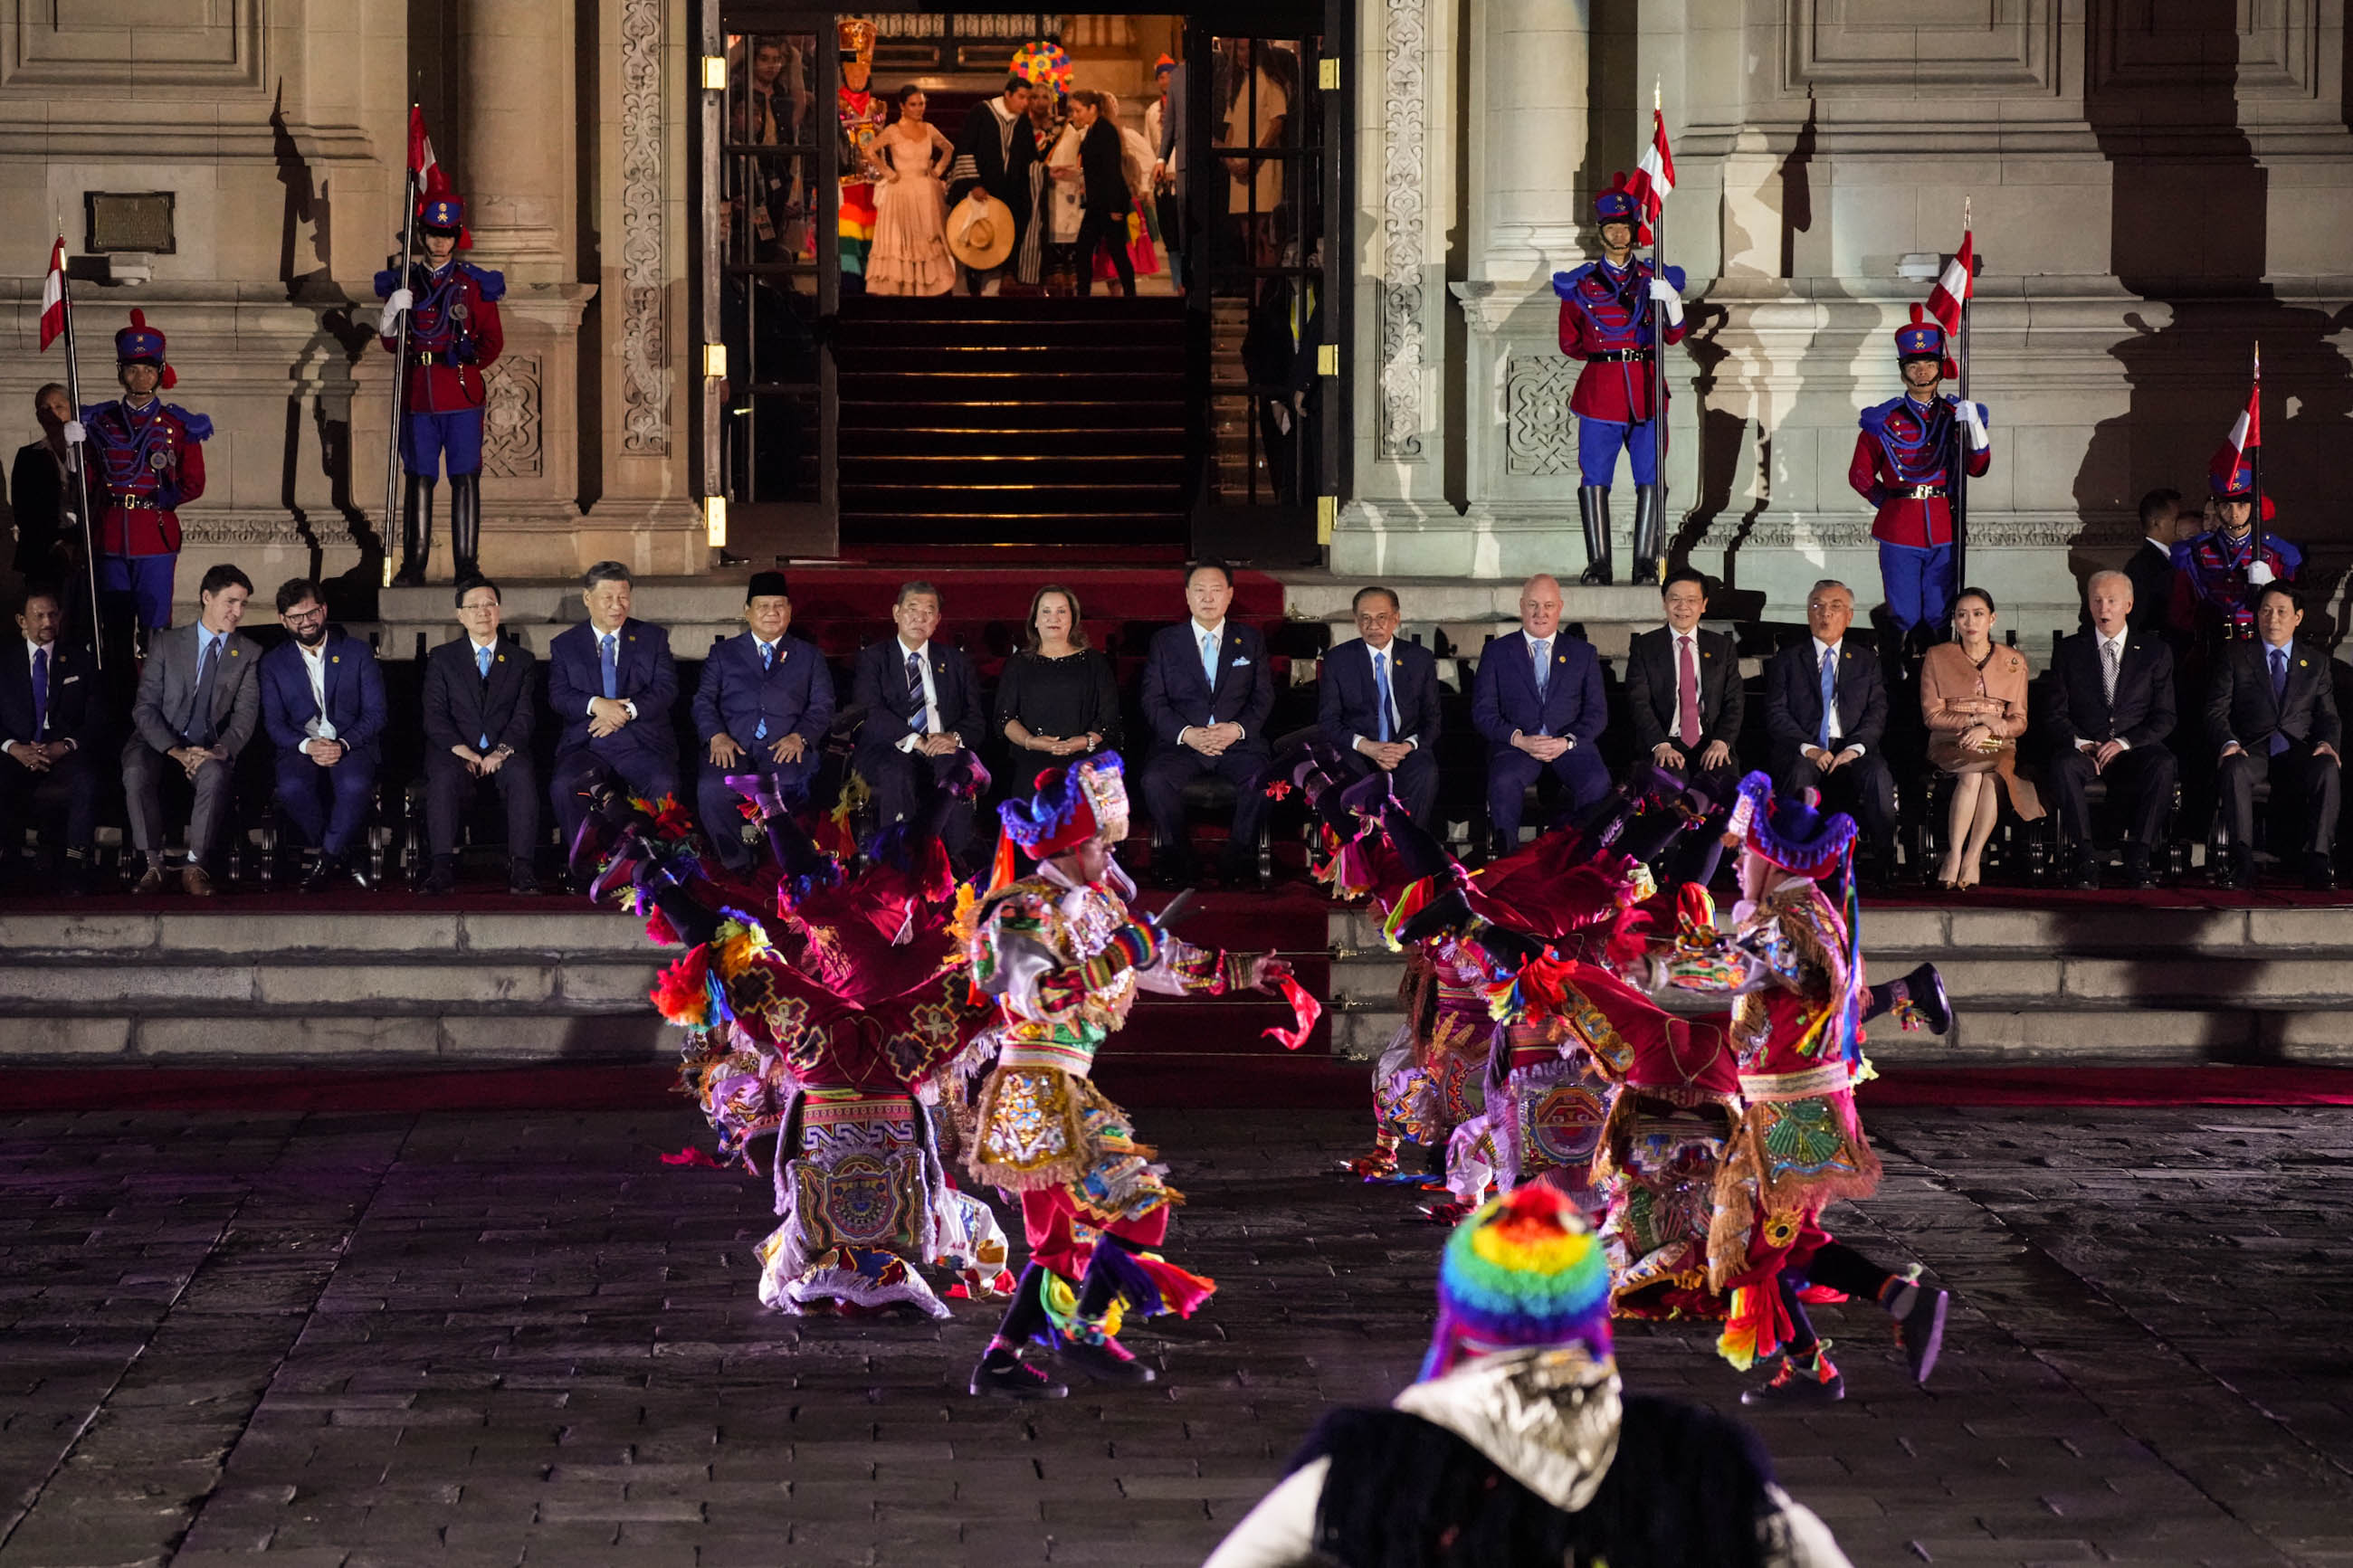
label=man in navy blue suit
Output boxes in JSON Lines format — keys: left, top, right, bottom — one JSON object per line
{"left": 1319, "top": 584, "right": 1443, "bottom": 829}
{"left": 261, "top": 577, "right": 386, "bottom": 891}
{"left": 1761, "top": 578, "right": 1899, "bottom": 880}
{"left": 421, "top": 577, "right": 542, "bottom": 897}
{"left": 695, "top": 571, "right": 836, "bottom": 870}
{"left": 1471, "top": 573, "right": 1607, "bottom": 858}
{"left": 548, "top": 561, "right": 679, "bottom": 860}
{"left": 849, "top": 580, "right": 983, "bottom": 870}
{"left": 1140, "top": 560, "right": 1275, "bottom": 885}
{"left": 0, "top": 585, "right": 101, "bottom": 891}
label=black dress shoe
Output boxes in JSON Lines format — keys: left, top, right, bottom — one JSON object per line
{"left": 2120, "top": 855, "right": 2154, "bottom": 890}
{"left": 300, "top": 857, "right": 337, "bottom": 894}
{"left": 422, "top": 859, "right": 458, "bottom": 897}
{"left": 2070, "top": 854, "right": 2101, "bottom": 890}
{"left": 509, "top": 862, "right": 542, "bottom": 897}
{"left": 2304, "top": 853, "right": 2337, "bottom": 892}
{"left": 345, "top": 860, "right": 374, "bottom": 892}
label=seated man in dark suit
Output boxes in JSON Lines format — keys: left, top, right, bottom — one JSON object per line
{"left": 1624, "top": 567, "right": 1743, "bottom": 800}
{"left": 2043, "top": 569, "right": 2179, "bottom": 889}
{"left": 1317, "top": 584, "right": 1442, "bottom": 829}
{"left": 548, "top": 560, "right": 679, "bottom": 860}
{"left": 1139, "top": 560, "right": 1275, "bottom": 885}
{"left": 849, "top": 579, "right": 982, "bottom": 871}
{"left": 421, "top": 577, "right": 541, "bottom": 896}
{"left": 696, "top": 571, "right": 834, "bottom": 870}
{"left": 0, "top": 584, "right": 100, "bottom": 891}
{"left": 261, "top": 576, "right": 387, "bottom": 892}
{"left": 1470, "top": 573, "right": 1607, "bottom": 859}
{"left": 2208, "top": 583, "right": 2340, "bottom": 889}
{"left": 1762, "top": 578, "right": 1899, "bottom": 881}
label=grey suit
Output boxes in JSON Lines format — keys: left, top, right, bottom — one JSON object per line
{"left": 122, "top": 622, "right": 262, "bottom": 863}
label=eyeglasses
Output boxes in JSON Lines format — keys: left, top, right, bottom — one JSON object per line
{"left": 283, "top": 604, "right": 328, "bottom": 623}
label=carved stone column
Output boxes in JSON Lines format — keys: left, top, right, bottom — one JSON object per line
{"left": 457, "top": 0, "right": 571, "bottom": 280}
{"left": 1470, "top": 0, "right": 1588, "bottom": 282}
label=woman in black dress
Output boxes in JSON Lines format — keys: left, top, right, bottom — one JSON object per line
{"left": 995, "top": 584, "right": 1121, "bottom": 767}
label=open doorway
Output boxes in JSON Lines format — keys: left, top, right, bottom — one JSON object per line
{"left": 697, "top": 7, "right": 1344, "bottom": 565}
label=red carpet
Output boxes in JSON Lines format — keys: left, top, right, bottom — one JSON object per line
{"left": 5, "top": 1063, "right": 2350, "bottom": 1116}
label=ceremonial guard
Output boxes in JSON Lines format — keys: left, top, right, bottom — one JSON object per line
{"left": 1553, "top": 174, "right": 1686, "bottom": 585}
{"left": 2170, "top": 459, "right": 2300, "bottom": 645}
{"left": 959, "top": 755, "right": 1304, "bottom": 1398}
{"left": 1849, "top": 307, "right": 1991, "bottom": 642}
{"left": 68, "top": 311, "right": 211, "bottom": 632}
{"left": 375, "top": 193, "right": 505, "bottom": 585}
{"left": 835, "top": 19, "right": 887, "bottom": 293}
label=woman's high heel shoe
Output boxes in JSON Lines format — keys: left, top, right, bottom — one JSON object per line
{"left": 1957, "top": 849, "right": 1985, "bottom": 891}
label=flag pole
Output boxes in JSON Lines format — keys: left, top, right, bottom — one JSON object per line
{"left": 2250, "top": 340, "right": 2264, "bottom": 607}
{"left": 53, "top": 231, "right": 105, "bottom": 670}
{"left": 1650, "top": 79, "right": 1669, "bottom": 579}
{"left": 1951, "top": 195, "right": 1972, "bottom": 599}
{"left": 379, "top": 119, "right": 421, "bottom": 590}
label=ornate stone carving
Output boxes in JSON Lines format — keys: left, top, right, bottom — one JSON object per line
{"left": 481, "top": 353, "right": 545, "bottom": 480}
{"left": 1716, "top": 512, "right": 2136, "bottom": 549}
{"left": 619, "top": 0, "right": 672, "bottom": 457}
{"left": 1504, "top": 356, "right": 1578, "bottom": 477}
{"left": 180, "top": 513, "right": 310, "bottom": 549}
{"left": 1377, "top": 0, "right": 1427, "bottom": 462}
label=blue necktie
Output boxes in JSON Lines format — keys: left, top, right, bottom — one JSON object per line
{"left": 905, "top": 650, "right": 925, "bottom": 731}
{"left": 2270, "top": 646, "right": 2291, "bottom": 755}
{"left": 1530, "top": 638, "right": 1549, "bottom": 702}
{"left": 600, "top": 632, "right": 618, "bottom": 700}
{"left": 757, "top": 641, "right": 773, "bottom": 741}
{"left": 475, "top": 643, "right": 492, "bottom": 749}
{"left": 29, "top": 647, "right": 47, "bottom": 740}
{"left": 1372, "top": 648, "right": 1393, "bottom": 744}
{"left": 1200, "top": 630, "right": 1218, "bottom": 688}
{"left": 1817, "top": 646, "right": 1838, "bottom": 752}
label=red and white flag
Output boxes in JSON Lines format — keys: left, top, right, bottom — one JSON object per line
{"left": 37, "top": 237, "right": 66, "bottom": 352}
{"left": 1631, "top": 109, "right": 1675, "bottom": 223}
{"left": 1926, "top": 230, "right": 1974, "bottom": 338}
{"left": 407, "top": 105, "right": 436, "bottom": 190}
{"left": 2209, "top": 355, "right": 2261, "bottom": 491}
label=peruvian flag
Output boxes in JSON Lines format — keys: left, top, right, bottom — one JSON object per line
{"left": 37, "top": 236, "right": 65, "bottom": 351}
{"left": 407, "top": 105, "right": 436, "bottom": 189}
{"left": 1927, "top": 230, "right": 1974, "bottom": 338}
{"left": 2209, "top": 356, "right": 2261, "bottom": 491}
{"left": 1630, "top": 109, "right": 1675, "bottom": 223}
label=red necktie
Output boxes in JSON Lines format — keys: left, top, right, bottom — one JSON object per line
{"left": 1676, "top": 635, "right": 1701, "bottom": 749}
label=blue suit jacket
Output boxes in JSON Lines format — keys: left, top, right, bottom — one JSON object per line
{"left": 1762, "top": 638, "right": 1888, "bottom": 765}
{"left": 548, "top": 617, "right": 679, "bottom": 765}
{"left": 849, "top": 637, "right": 984, "bottom": 763}
{"left": 1470, "top": 630, "right": 1604, "bottom": 752}
{"left": 1319, "top": 637, "right": 1442, "bottom": 751}
{"left": 1142, "top": 621, "right": 1274, "bottom": 749}
{"left": 259, "top": 628, "right": 387, "bottom": 759}
{"left": 694, "top": 632, "right": 835, "bottom": 752}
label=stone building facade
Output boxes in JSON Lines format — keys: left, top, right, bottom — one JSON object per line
{"left": 4, "top": 1, "right": 2347, "bottom": 646}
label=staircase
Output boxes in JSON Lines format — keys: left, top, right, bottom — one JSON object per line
{"left": 834, "top": 294, "right": 1189, "bottom": 548}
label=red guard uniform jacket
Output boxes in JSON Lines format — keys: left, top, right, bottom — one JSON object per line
{"left": 373, "top": 259, "right": 506, "bottom": 413}
{"left": 82, "top": 398, "right": 211, "bottom": 557}
{"left": 1848, "top": 394, "right": 1992, "bottom": 548}
{"left": 1553, "top": 258, "right": 1688, "bottom": 423}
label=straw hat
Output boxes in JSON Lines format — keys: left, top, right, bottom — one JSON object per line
{"left": 946, "top": 193, "right": 1016, "bottom": 270}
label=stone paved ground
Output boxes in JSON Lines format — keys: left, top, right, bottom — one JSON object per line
{"left": 2, "top": 1105, "right": 2349, "bottom": 1568}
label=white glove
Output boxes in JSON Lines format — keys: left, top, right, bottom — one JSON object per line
{"left": 2248, "top": 560, "right": 2276, "bottom": 587}
{"left": 1646, "top": 276, "right": 1684, "bottom": 327}
{"left": 1958, "top": 398, "right": 1990, "bottom": 451}
{"left": 61, "top": 419, "right": 85, "bottom": 447}
{"left": 376, "top": 287, "right": 414, "bottom": 337}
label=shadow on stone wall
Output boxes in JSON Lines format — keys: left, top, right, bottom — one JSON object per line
{"left": 2075, "top": 0, "right": 2353, "bottom": 637}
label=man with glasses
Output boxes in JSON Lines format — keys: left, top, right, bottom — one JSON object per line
{"left": 422, "top": 577, "right": 541, "bottom": 895}
{"left": 260, "top": 578, "right": 386, "bottom": 892}
{"left": 1317, "top": 585, "right": 1442, "bottom": 830}
{"left": 1762, "top": 580, "right": 1899, "bottom": 887}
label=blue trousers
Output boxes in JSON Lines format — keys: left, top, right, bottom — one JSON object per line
{"left": 697, "top": 752, "right": 822, "bottom": 870}
{"left": 275, "top": 747, "right": 379, "bottom": 858}
{"left": 1487, "top": 743, "right": 1611, "bottom": 844}
{"left": 100, "top": 554, "right": 176, "bottom": 629}
{"left": 1878, "top": 541, "right": 1955, "bottom": 634}
{"left": 1577, "top": 416, "right": 1658, "bottom": 488}
{"left": 403, "top": 407, "right": 485, "bottom": 478}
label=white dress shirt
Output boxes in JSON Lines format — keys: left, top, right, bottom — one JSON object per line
{"left": 2080, "top": 628, "right": 2131, "bottom": 751}
{"left": 1178, "top": 619, "right": 1227, "bottom": 744}
{"left": 296, "top": 641, "right": 340, "bottom": 755}
{"left": 893, "top": 638, "right": 946, "bottom": 752}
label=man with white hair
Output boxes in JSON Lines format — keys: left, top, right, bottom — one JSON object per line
{"left": 2041, "top": 569, "right": 2179, "bottom": 889}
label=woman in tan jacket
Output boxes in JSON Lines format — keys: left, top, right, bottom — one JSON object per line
{"left": 1920, "top": 588, "right": 2044, "bottom": 889}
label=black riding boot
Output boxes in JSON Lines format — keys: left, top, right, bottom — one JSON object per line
{"left": 1577, "top": 485, "right": 1613, "bottom": 585}
{"left": 1632, "top": 483, "right": 1666, "bottom": 585}
{"left": 449, "top": 471, "right": 481, "bottom": 582}
{"left": 394, "top": 474, "right": 435, "bottom": 587}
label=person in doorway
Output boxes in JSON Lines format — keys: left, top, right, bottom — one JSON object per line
{"left": 1146, "top": 55, "right": 1186, "bottom": 290}
{"left": 1553, "top": 176, "right": 1687, "bottom": 585}
{"left": 375, "top": 193, "right": 505, "bottom": 584}
{"left": 947, "top": 75, "right": 1041, "bottom": 296}
{"left": 1067, "top": 90, "right": 1137, "bottom": 298}
{"left": 867, "top": 84, "right": 957, "bottom": 297}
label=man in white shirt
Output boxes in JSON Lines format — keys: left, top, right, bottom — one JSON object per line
{"left": 1624, "top": 567, "right": 1743, "bottom": 797}
{"left": 1316, "top": 585, "right": 1443, "bottom": 829}
{"left": 851, "top": 581, "right": 984, "bottom": 871}
{"left": 1762, "top": 580, "right": 1898, "bottom": 883}
{"left": 260, "top": 577, "right": 386, "bottom": 892}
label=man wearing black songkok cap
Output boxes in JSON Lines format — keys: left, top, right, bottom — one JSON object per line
{"left": 692, "top": 571, "right": 835, "bottom": 869}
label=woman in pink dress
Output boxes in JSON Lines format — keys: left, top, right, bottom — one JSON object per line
{"left": 867, "top": 85, "right": 957, "bottom": 297}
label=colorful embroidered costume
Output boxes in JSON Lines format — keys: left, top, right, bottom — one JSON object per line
{"left": 835, "top": 20, "right": 887, "bottom": 288}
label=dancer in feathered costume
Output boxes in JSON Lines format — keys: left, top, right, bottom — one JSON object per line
{"left": 959, "top": 753, "right": 1309, "bottom": 1399}
{"left": 1661, "top": 772, "right": 1953, "bottom": 1403}
{"left": 578, "top": 766, "right": 1015, "bottom": 1321}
